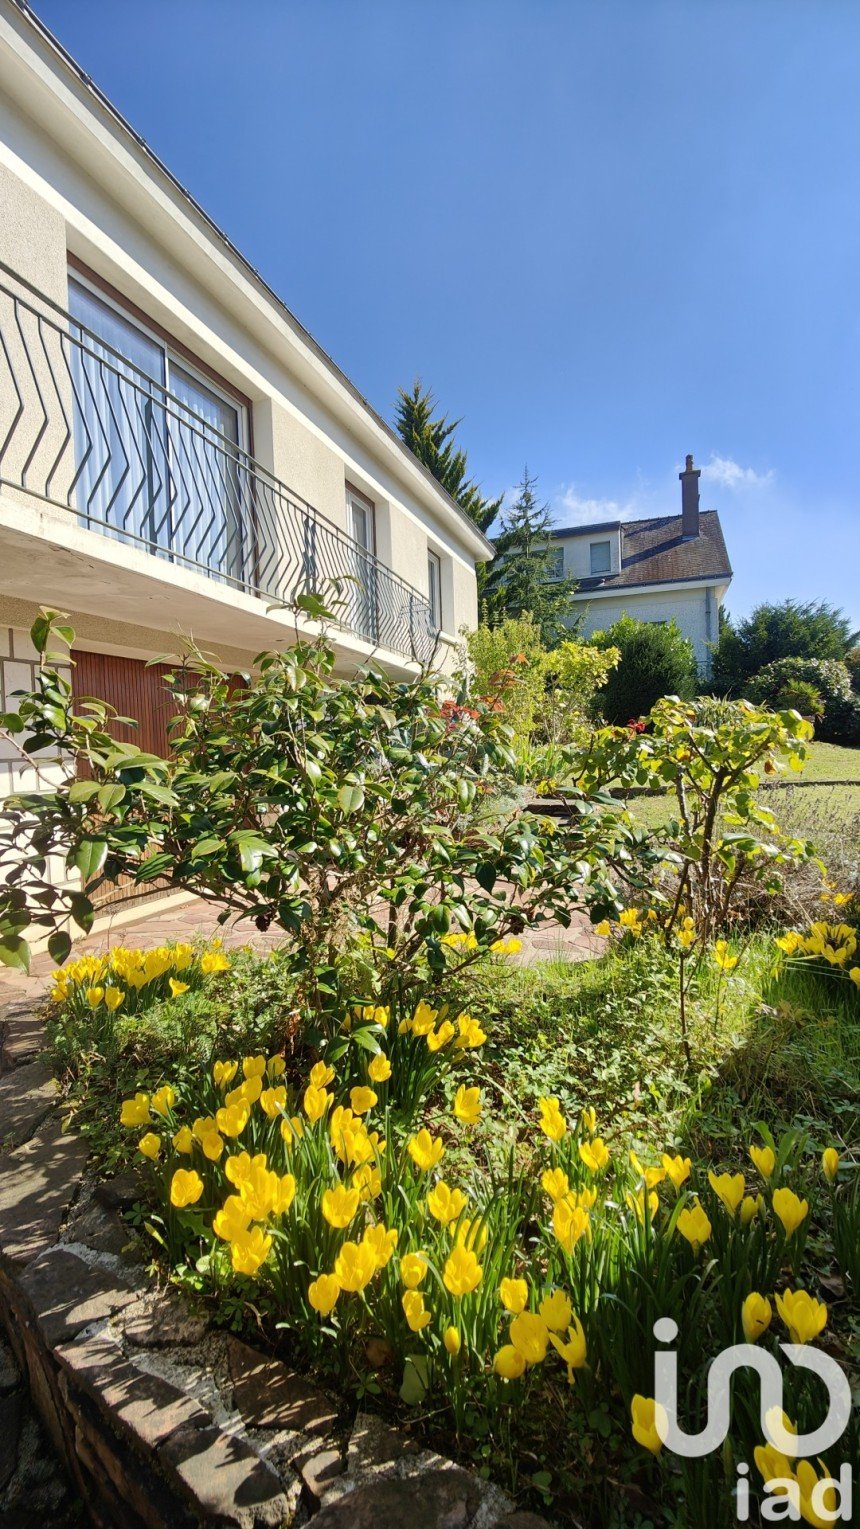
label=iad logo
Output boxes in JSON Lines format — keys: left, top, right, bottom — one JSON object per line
{"left": 651, "top": 1318, "right": 853, "bottom": 1522}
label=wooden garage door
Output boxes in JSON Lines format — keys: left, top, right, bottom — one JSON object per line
{"left": 72, "top": 651, "right": 178, "bottom": 909}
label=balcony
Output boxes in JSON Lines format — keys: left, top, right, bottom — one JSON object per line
{"left": 0, "top": 262, "right": 438, "bottom": 665}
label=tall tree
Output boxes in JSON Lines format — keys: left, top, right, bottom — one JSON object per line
{"left": 480, "top": 468, "right": 576, "bottom": 646}
{"left": 394, "top": 381, "right": 502, "bottom": 534}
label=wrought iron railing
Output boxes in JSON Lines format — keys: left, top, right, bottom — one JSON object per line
{"left": 0, "top": 262, "right": 438, "bottom": 664}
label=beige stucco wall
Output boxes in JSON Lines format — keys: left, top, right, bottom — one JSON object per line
{"left": 554, "top": 527, "right": 622, "bottom": 579}
{"left": 573, "top": 584, "right": 720, "bottom": 673}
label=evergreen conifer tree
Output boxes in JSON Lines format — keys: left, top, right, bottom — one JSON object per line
{"left": 481, "top": 468, "right": 576, "bottom": 646}
{"left": 394, "top": 381, "right": 502, "bottom": 534}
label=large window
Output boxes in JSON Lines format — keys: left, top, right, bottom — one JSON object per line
{"left": 589, "top": 539, "right": 611, "bottom": 575}
{"left": 345, "top": 486, "right": 378, "bottom": 642}
{"left": 546, "top": 546, "right": 565, "bottom": 581}
{"left": 427, "top": 549, "right": 442, "bottom": 627}
{"left": 68, "top": 274, "right": 248, "bottom": 583}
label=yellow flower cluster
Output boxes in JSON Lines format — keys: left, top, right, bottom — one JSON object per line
{"left": 397, "top": 1002, "right": 487, "bottom": 1051}
{"left": 776, "top": 921, "right": 860, "bottom": 983}
{"left": 50, "top": 940, "right": 231, "bottom": 1015}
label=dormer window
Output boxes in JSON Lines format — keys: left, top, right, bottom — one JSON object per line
{"left": 589, "top": 540, "right": 611, "bottom": 575}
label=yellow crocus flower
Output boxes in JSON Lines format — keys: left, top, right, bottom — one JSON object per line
{"left": 499, "top": 1277, "right": 528, "bottom": 1314}
{"left": 402, "top": 1290, "right": 431, "bottom": 1332}
{"left": 442, "top": 1246, "right": 482, "bottom": 1296}
{"left": 579, "top": 1137, "right": 610, "bottom": 1174}
{"left": 509, "top": 1311, "right": 549, "bottom": 1364}
{"left": 334, "top": 1240, "right": 376, "bottom": 1293}
{"left": 821, "top": 1147, "right": 840, "bottom": 1183}
{"left": 539, "top": 1290, "right": 573, "bottom": 1333}
{"left": 493, "top": 1344, "right": 526, "bottom": 1380}
{"left": 137, "top": 1132, "right": 161, "bottom": 1160}
{"left": 708, "top": 1171, "right": 745, "bottom": 1217}
{"left": 749, "top": 1144, "right": 776, "bottom": 1179}
{"left": 407, "top": 1129, "right": 444, "bottom": 1172}
{"left": 426, "top": 1181, "right": 467, "bottom": 1224}
{"left": 321, "top": 1184, "right": 360, "bottom": 1229}
{"left": 742, "top": 1292, "right": 772, "bottom": 1343}
{"left": 676, "top": 1201, "right": 712, "bottom": 1252}
{"left": 631, "top": 1395, "right": 666, "bottom": 1455}
{"left": 774, "top": 1288, "right": 827, "bottom": 1344}
{"left": 453, "top": 1085, "right": 481, "bottom": 1125}
{"left": 367, "top": 1054, "right": 392, "bottom": 1084}
{"left": 400, "top": 1253, "right": 428, "bottom": 1288}
{"left": 537, "top": 1096, "right": 567, "bottom": 1143}
{"left": 772, "top": 1187, "right": 808, "bottom": 1238}
{"left": 548, "top": 1316, "right": 587, "bottom": 1382}
{"left": 308, "top": 1273, "right": 340, "bottom": 1316}
{"left": 169, "top": 1169, "right": 203, "bottom": 1208}
{"left": 661, "top": 1154, "right": 691, "bottom": 1191}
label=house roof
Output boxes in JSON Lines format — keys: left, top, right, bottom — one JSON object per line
{"left": 5, "top": 1, "right": 495, "bottom": 561}
{"left": 553, "top": 511, "right": 732, "bottom": 593}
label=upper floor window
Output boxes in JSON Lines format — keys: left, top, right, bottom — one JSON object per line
{"left": 427, "top": 549, "right": 442, "bottom": 627}
{"left": 590, "top": 539, "right": 611, "bottom": 575}
{"left": 545, "top": 545, "right": 565, "bottom": 581}
{"left": 344, "top": 485, "right": 378, "bottom": 644}
{"left": 67, "top": 272, "right": 248, "bottom": 582}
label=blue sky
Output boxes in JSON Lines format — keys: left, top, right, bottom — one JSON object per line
{"left": 36, "top": 0, "right": 860, "bottom": 627}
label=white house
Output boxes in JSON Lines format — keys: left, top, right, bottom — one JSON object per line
{"left": 549, "top": 457, "right": 732, "bottom": 674}
{"left": 0, "top": 0, "right": 491, "bottom": 839}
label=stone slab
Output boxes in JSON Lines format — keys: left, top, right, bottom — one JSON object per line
{"left": 0, "top": 1120, "right": 89, "bottom": 1267}
{"left": 312, "top": 1468, "right": 483, "bottom": 1529}
{"left": 18, "top": 1248, "right": 138, "bottom": 1348}
{"left": 227, "top": 1335, "right": 339, "bottom": 1436}
{"left": 0, "top": 1002, "right": 45, "bottom": 1072}
{"left": 158, "top": 1419, "right": 292, "bottom": 1527}
{"left": 0, "top": 1058, "right": 56, "bottom": 1149}
{"left": 56, "top": 1332, "right": 208, "bottom": 1451}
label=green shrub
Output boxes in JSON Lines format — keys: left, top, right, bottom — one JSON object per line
{"left": 464, "top": 613, "right": 547, "bottom": 743}
{"left": 0, "top": 609, "right": 654, "bottom": 1016}
{"left": 711, "top": 599, "right": 858, "bottom": 694}
{"left": 589, "top": 615, "right": 698, "bottom": 723}
{"left": 844, "top": 646, "right": 860, "bottom": 691}
{"left": 747, "top": 657, "right": 858, "bottom": 742}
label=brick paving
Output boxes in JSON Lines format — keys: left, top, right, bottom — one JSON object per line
{"left": 0, "top": 892, "right": 605, "bottom": 998}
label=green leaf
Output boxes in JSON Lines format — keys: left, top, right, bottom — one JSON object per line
{"left": 47, "top": 930, "right": 72, "bottom": 965}
{"left": 350, "top": 1026, "right": 382, "bottom": 1055}
{"left": 337, "top": 783, "right": 365, "bottom": 814}
{"left": 97, "top": 784, "right": 126, "bottom": 812}
{"left": 0, "top": 935, "right": 29, "bottom": 972}
{"left": 68, "top": 781, "right": 100, "bottom": 805}
{"left": 72, "top": 837, "right": 108, "bottom": 881}
{"left": 399, "top": 1354, "right": 432, "bottom": 1406}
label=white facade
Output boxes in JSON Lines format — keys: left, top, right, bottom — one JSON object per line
{"left": 572, "top": 580, "right": 723, "bottom": 671}
{"left": 0, "top": 0, "right": 490, "bottom": 690}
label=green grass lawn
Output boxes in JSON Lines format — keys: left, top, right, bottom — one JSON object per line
{"left": 623, "top": 741, "right": 860, "bottom": 845}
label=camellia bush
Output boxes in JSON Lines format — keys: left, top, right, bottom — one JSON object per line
{"left": 0, "top": 609, "right": 656, "bottom": 1021}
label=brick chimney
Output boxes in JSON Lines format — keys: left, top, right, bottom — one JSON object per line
{"left": 679, "top": 453, "right": 701, "bottom": 538}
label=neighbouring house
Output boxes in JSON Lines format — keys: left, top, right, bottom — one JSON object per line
{"left": 549, "top": 456, "right": 732, "bottom": 674}
{"left": 0, "top": 0, "right": 491, "bottom": 911}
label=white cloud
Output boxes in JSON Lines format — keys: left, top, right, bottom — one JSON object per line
{"left": 700, "top": 455, "right": 775, "bottom": 491}
{"left": 552, "top": 485, "right": 648, "bottom": 526}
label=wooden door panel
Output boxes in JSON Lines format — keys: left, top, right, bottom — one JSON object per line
{"left": 71, "top": 651, "right": 177, "bottom": 908}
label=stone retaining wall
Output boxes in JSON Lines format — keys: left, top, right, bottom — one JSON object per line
{"left": 0, "top": 991, "right": 552, "bottom": 1529}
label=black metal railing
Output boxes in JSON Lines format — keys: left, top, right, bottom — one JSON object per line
{"left": 0, "top": 262, "right": 438, "bottom": 665}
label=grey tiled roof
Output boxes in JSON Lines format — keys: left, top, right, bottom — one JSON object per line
{"left": 558, "top": 511, "right": 732, "bottom": 592}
